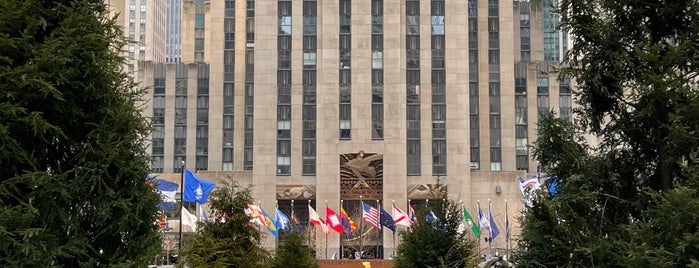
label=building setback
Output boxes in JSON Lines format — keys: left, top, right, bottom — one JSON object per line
{"left": 131, "top": 0, "right": 572, "bottom": 258}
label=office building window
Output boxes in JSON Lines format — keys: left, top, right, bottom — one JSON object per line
{"left": 302, "top": 0, "right": 317, "bottom": 175}
{"left": 277, "top": 0, "right": 292, "bottom": 175}
{"left": 468, "top": 0, "right": 479, "bottom": 170}
{"left": 559, "top": 78, "right": 572, "bottom": 122}
{"left": 195, "top": 64, "right": 209, "bottom": 171}
{"left": 372, "top": 0, "right": 384, "bottom": 140}
{"left": 406, "top": 0, "right": 421, "bottom": 175}
{"left": 431, "top": 0, "right": 446, "bottom": 175}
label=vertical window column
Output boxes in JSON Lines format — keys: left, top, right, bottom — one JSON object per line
{"left": 174, "top": 64, "right": 188, "bottom": 173}
{"left": 537, "top": 64, "right": 550, "bottom": 120}
{"left": 519, "top": 1, "right": 531, "bottom": 61}
{"left": 339, "top": 0, "right": 351, "bottom": 140}
{"left": 431, "top": 0, "right": 446, "bottom": 175}
{"left": 468, "top": 0, "right": 479, "bottom": 170}
{"left": 543, "top": 0, "right": 560, "bottom": 62}
{"left": 559, "top": 78, "right": 572, "bottom": 122}
{"left": 488, "top": 0, "right": 501, "bottom": 171}
{"left": 406, "top": 0, "right": 421, "bottom": 176}
{"left": 196, "top": 64, "right": 210, "bottom": 171}
{"left": 222, "top": 1, "right": 235, "bottom": 171}
{"left": 244, "top": 0, "right": 255, "bottom": 170}
{"left": 302, "top": 0, "right": 317, "bottom": 175}
{"left": 194, "top": 1, "right": 205, "bottom": 62}
{"left": 515, "top": 63, "right": 528, "bottom": 171}
{"left": 277, "top": 0, "right": 292, "bottom": 175}
{"left": 151, "top": 63, "right": 166, "bottom": 173}
{"left": 371, "top": 0, "right": 384, "bottom": 140}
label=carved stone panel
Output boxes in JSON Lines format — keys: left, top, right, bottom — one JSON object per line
{"left": 276, "top": 185, "right": 316, "bottom": 200}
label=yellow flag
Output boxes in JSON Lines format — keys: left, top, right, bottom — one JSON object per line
{"left": 362, "top": 262, "right": 371, "bottom": 268}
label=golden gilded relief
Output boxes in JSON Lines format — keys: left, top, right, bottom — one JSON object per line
{"left": 340, "top": 151, "right": 383, "bottom": 200}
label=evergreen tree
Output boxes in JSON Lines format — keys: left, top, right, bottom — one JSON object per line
{"left": 179, "top": 183, "right": 270, "bottom": 267}
{"left": 394, "top": 199, "right": 478, "bottom": 268}
{"left": 268, "top": 231, "right": 318, "bottom": 268}
{"left": 0, "top": 0, "right": 161, "bottom": 266}
{"left": 514, "top": 0, "right": 699, "bottom": 266}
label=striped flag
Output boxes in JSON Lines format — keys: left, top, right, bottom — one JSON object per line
{"left": 393, "top": 204, "right": 413, "bottom": 227}
{"left": 361, "top": 201, "right": 379, "bottom": 228}
{"left": 309, "top": 204, "right": 329, "bottom": 234}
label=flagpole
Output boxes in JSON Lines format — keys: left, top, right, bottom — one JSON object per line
{"left": 477, "top": 200, "right": 482, "bottom": 256}
{"left": 178, "top": 161, "right": 185, "bottom": 252}
{"left": 308, "top": 200, "right": 313, "bottom": 255}
{"left": 376, "top": 199, "right": 381, "bottom": 259}
{"left": 340, "top": 199, "right": 344, "bottom": 260}
{"left": 488, "top": 199, "right": 493, "bottom": 257}
{"left": 276, "top": 200, "right": 279, "bottom": 248}
{"left": 359, "top": 195, "right": 363, "bottom": 259}
{"left": 325, "top": 199, "right": 328, "bottom": 259}
{"left": 505, "top": 199, "right": 509, "bottom": 259}
{"left": 391, "top": 200, "right": 396, "bottom": 259}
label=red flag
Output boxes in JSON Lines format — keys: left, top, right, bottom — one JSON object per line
{"left": 325, "top": 206, "right": 343, "bottom": 234}
{"left": 393, "top": 204, "right": 413, "bottom": 227}
{"left": 309, "top": 205, "right": 328, "bottom": 233}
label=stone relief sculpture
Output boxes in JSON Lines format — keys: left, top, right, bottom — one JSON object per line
{"left": 407, "top": 184, "right": 447, "bottom": 199}
{"left": 276, "top": 185, "right": 316, "bottom": 200}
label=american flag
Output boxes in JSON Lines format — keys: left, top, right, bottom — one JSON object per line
{"left": 362, "top": 201, "right": 379, "bottom": 228}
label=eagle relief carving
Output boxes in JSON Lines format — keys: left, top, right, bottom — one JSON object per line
{"left": 340, "top": 150, "right": 383, "bottom": 179}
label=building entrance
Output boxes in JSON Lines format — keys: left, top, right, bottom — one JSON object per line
{"left": 339, "top": 151, "right": 384, "bottom": 259}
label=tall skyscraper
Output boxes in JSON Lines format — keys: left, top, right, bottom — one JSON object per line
{"left": 137, "top": 0, "right": 572, "bottom": 257}
{"left": 166, "top": 0, "right": 182, "bottom": 62}
{"left": 108, "top": 0, "right": 167, "bottom": 80}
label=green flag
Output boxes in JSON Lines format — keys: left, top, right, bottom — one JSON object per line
{"left": 463, "top": 207, "right": 481, "bottom": 238}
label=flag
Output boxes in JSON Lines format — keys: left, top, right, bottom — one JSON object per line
{"left": 183, "top": 169, "right": 216, "bottom": 204}
{"left": 245, "top": 204, "right": 265, "bottom": 226}
{"left": 426, "top": 209, "right": 439, "bottom": 224}
{"left": 181, "top": 207, "right": 199, "bottom": 232}
{"left": 393, "top": 204, "right": 413, "bottom": 227}
{"left": 408, "top": 204, "right": 416, "bottom": 223}
{"left": 261, "top": 208, "right": 279, "bottom": 238}
{"left": 326, "top": 206, "right": 344, "bottom": 234}
{"left": 199, "top": 207, "right": 208, "bottom": 222}
{"left": 148, "top": 176, "right": 179, "bottom": 210}
{"left": 361, "top": 201, "right": 379, "bottom": 228}
{"left": 380, "top": 207, "right": 396, "bottom": 232}
{"left": 489, "top": 204, "right": 500, "bottom": 241}
{"left": 478, "top": 205, "right": 490, "bottom": 230}
{"left": 309, "top": 205, "right": 328, "bottom": 233}
{"left": 341, "top": 207, "right": 357, "bottom": 235}
{"left": 545, "top": 176, "right": 560, "bottom": 197}
{"left": 505, "top": 203, "right": 510, "bottom": 244}
{"left": 463, "top": 206, "right": 480, "bottom": 237}
{"left": 275, "top": 209, "right": 291, "bottom": 230}
{"left": 518, "top": 176, "right": 541, "bottom": 195}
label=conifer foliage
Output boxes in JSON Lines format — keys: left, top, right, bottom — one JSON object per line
{"left": 0, "top": 0, "right": 161, "bottom": 266}
{"left": 178, "top": 183, "right": 270, "bottom": 267}
{"left": 514, "top": 0, "right": 699, "bottom": 266}
{"left": 394, "top": 199, "right": 478, "bottom": 268}
{"left": 268, "top": 231, "right": 318, "bottom": 268}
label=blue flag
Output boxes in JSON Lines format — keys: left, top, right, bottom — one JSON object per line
{"left": 275, "top": 209, "right": 291, "bottom": 230}
{"left": 426, "top": 209, "right": 439, "bottom": 224}
{"left": 545, "top": 176, "right": 560, "bottom": 197}
{"left": 147, "top": 176, "right": 179, "bottom": 210}
{"left": 379, "top": 208, "right": 396, "bottom": 233}
{"left": 489, "top": 204, "right": 500, "bottom": 241}
{"left": 183, "top": 169, "right": 216, "bottom": 204}
{"left": 261, "top": 208, "right": 279, "bottom": 238}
